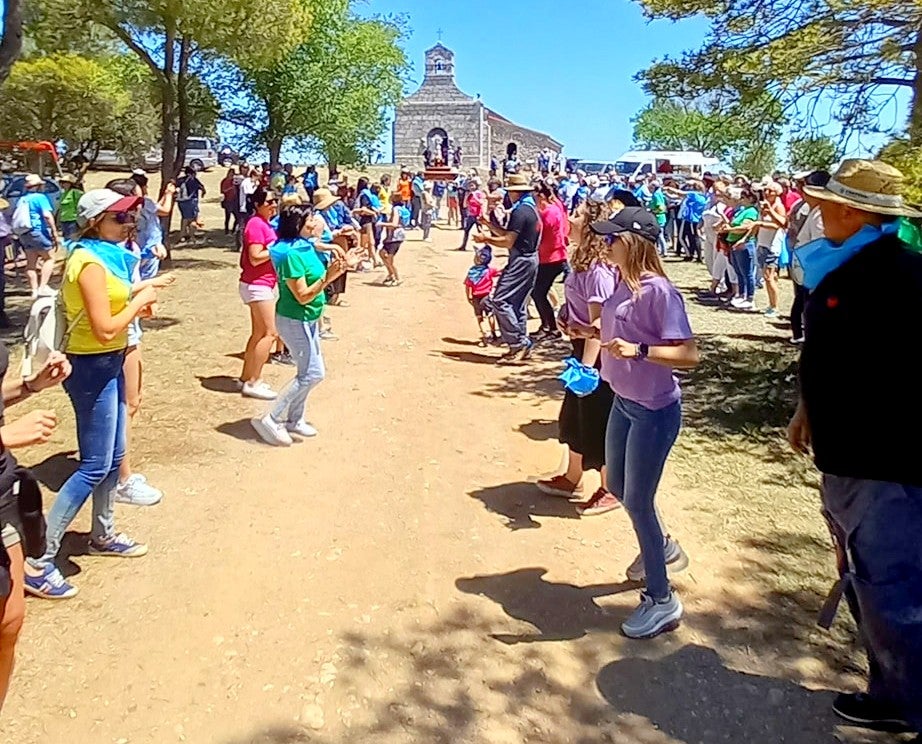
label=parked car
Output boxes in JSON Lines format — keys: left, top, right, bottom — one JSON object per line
{"left": 184, "top": 137, "right": 218, "bottom": 171}
{"left": 218, "top": 144, "right": 239, "bottom": 167}
{"left": 93, "top": 147, "right": 162, "bottom": 172}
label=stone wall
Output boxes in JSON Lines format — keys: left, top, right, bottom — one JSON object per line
{"left": 393, "top": 101, "right": 488, "bottom": 169}
{"left": 487, "top": 115, "right": 562, "bottom": 166}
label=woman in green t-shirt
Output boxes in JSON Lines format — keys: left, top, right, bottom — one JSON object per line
{"left": 721, "top": 187, "right": 760, "bottom": 309}
{"left": 250, "top": 204, "right": 347, "bottom": 447}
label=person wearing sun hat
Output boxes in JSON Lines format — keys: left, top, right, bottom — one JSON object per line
{"left": 17, "top": 173, "right": 61, "bottom": 297}
{"left": 787, "top": 159, "right": 922, "bottom": 735}
{"left": 473, "top": 174, "right": 541, "bottom": 363}
{"left": 23, "top": 189, "right": 159, "bottom": 600}
{"left": 56, "top": 172, "right": 83, "bottom": 241}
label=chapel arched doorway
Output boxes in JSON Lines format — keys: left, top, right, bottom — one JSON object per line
{"left": 427, "top": 127, "right": 450, "bottom": 165}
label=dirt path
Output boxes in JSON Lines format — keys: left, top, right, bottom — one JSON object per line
{"left": 1, "top": 177, "right": 908, "bottom": 743}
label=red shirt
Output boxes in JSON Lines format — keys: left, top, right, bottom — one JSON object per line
{"left": 538, "top": 200, "right": 568, "bottom": 264}
{"left": 781, "top": 190, "right": 800, "bottom": 213}
{"left": 464, "top": 266, "right": 500, "bottom": 297}
{"left": 240, "top": 215, "right": 278, "bottom": 287}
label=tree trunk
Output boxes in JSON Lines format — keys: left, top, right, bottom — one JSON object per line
{"left": 159, "top": 27, "right": 177, "bottom": 258}
{"left": 910, "top": 23, "right": 922, "bottom": 146}
{"left": 0, "top": 0, "right": 23, "bottom": 85}
{"left": 268, "top": 139, "right": 283, "bottom": 169}
{"left": 174, "top": 36, "right": 192, "bottom": 178}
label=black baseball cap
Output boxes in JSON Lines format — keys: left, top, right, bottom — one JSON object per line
{"left": 590, "top": 206, "right": 661, "bottom": 243}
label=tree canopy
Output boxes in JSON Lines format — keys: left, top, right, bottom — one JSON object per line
{"left": 635, "top": 0, "right": 922, "bottom": 145}
{"left": 632, "top": 95, "right": 784, "bottom": 166}
{"left": 224, "top": 0, "right": 408, "bottom": 168}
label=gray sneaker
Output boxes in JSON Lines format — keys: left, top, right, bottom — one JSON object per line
{"left": 621, "top": 591, "right": 683, "bottom": 639}
{"left": 626, "top": 538, "right": 689, "bottom": 582}
{"left": 113, "top": 474, "right": 163, "bottom": 506}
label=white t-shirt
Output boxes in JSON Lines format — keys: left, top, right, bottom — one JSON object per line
{"left": 757, "top": 198, "right": 786, "bottom": 247}
{"left": 795, "top": 205, "right": 824, "bottom": 247}
{"left": 240, "top": 178, "right": 257, "bottom": 212}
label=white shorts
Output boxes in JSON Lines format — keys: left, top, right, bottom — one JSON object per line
{"left": 2, "top": 522, "right": 20, "bottom": 549}
{"left": 238, "top": 282, "right": 277, "bottom": 305}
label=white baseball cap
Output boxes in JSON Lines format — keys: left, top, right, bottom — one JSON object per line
{"left": 76, "top": 189, "right": 142, "bottom": 228}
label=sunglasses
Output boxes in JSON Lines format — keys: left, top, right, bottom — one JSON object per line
{"left": 603, "top": 234, "right": 621, "bottom": 245}
{"left": 106, "top": 211, "right": 137, "bottom": 224}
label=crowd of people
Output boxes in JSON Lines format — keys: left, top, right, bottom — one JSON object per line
{"left": 0, "top": 150, "right": 919, "bottom": 738}
{"left": 448, "top": 156, "right": 922, "bottom": 736}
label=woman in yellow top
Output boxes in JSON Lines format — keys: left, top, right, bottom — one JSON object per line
{"left": 24, "top": 189, "right": 159, "bottom": 600}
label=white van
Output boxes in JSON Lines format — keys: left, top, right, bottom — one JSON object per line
{"left": 184, "top": 137, "right": 218, "bottom": 171}
{"left": 613, "top": 150, "right": 720, "bottom": 181}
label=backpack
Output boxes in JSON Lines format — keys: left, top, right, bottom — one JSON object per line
{"left": 398, "top": 206, "right": 411, "bottom": 227}
{"left": 11, "top": 198, "right": 32, "bottom": 235}
{"left": 21, "top": 290, "right": 81, "bottom": 378}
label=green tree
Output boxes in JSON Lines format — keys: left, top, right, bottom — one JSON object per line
{"left": 0, "top": 53, "right": 156, "bottom": 160}
{"left": 878, "top": 138, "right": 922, "bottom": 205}
{"left": 632, "top": 95, "right": 783, "bottom": 164}
{"left": 634, "top": 1, "right": 922, "bottom": 144}
{"left": 28, "top": 0, "right": 311, "bottom": 183}
{"left": 730, "top": 142, "right": 778, "bottom": 179}
{"left": 226, "top": 0, "right": 407, "bottom": 168}
{"left": 786, "top": 134, "right": 839, "bottom": 172}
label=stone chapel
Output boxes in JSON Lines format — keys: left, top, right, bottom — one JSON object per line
{"left": 392, "top": 44, "right": 563, "bottom": 170}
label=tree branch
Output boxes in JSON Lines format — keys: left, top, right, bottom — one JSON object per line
{"left": 109, "top": 23, "right": 168, "bottom": 85}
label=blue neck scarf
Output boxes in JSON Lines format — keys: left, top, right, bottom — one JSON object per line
{"left": 71, "top": 238, "right": 138, "bottom": 286}
{"left": 513, "top": 194, "right": 537, "bottom": 211}
{"left": 794, "top": 220, "right": 900, "bottom": 290}
{"left": 269, "top": 236, "right": 315, "bottom": 268}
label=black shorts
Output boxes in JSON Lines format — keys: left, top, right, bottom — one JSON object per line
{"left": 472, "top": 295, "right": 492, "bottom": 318}
{"left": 557, "top": 339, "right": 613, "bottom": 472}
{"left": 381, "top": 240, "right": 402, "bottom": 256}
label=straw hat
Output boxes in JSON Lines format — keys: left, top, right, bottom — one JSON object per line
{"left": 59, "top": 172, "right": 78, "bottom": 184}
{"left": 504, "top": 174, "right": 534, "bottom": 192}
{"left": 311, "top": 187, "right": 340, "bottom": 211}
{"left": 803, "top": 159, "right": 921, "bottom": 217}
{"left": 24, "top": 173, "right": 43, "bottom": 189}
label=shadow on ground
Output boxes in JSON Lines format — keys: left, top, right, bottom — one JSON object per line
{"left": 29, "top": 450, "right": 79, "bottom": 491}
{"left": 516, "top": 418, "right": 558, "bottom": 441}
{"left": 456, "top": 567, "right": 636, "bottom": 643}
{"left": 468, "top": 481, "right": 580, "bottom": 530}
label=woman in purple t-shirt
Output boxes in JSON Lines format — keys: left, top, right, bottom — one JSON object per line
{"left": 572, "top": 207, "right": 699, "bottom": 640}
{"left": 536, "top": 205, "right": 619, "bottom": 515}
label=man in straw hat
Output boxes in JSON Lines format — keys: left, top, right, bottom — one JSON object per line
{"left": 788, "top": 159, "right": 922, "bottom": 735}
{"left": 473, "top": 174, "right": 540, "bottom": 363}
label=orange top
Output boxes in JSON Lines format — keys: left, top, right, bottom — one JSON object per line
{"left": 398, "top": 178, "right": 412, "bottom": 201}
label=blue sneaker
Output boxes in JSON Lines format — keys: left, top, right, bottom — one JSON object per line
{"left": 88, "top": 533, "right": 149, "bottom": 558}
{"left": 24, "top": 565, "right": 79, "bottom": 599}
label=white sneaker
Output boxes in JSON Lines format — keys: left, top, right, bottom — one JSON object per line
{"left": 736, "top": 300, "right": 755, "bottom": 311}
{"left": 242, "top": 381, "right": 278, "bottom": 400}
{"left": 113, "top": 474, "right": 163, "bottom": 506}
{"left": 286, "top": 420, "right": 318, "bottom": 438}
{"left": 621, "top": 591, "right": 684, "bottom": 639}
{"left": 250, "top": 414, "right": 293, "bottom": 447}
{"left": 729, "top": 297, "right": 744, "bottom": 307}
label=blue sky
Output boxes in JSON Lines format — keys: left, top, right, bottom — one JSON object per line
{"left": 362, "top": 0, "right": 711, "bottom": 161}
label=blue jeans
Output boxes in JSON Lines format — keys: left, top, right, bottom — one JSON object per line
{"left": 605, "top": 396, "right": 682, "bottom": 600}
{"left": 271, "top": 315, "right": 325, "bottom": 425}
{"left": 459, "top": 214, "right": 478, "bottom": 250}
{"left": 492, "top": 252, "right": 539, "bottom": 348}
{"left": 823, "top": 475, "right": 922, "bottom": 729}
{"left": 730, "top": 241, "right": 757, "bottom": 300}
{"left": 31, "top": 351, "right": 126, "bottom": 567}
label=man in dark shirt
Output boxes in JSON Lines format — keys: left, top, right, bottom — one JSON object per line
{"left": 787, "top": 159, "right": 922, "bottom": 736}
{"left": 473, "top": 174, "right": 540, "bottom": 363}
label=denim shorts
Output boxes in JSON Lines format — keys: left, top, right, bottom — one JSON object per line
{"left": 20, "top": 232, "right": 53, "bottom": 251}
{"left": 128, "top": 318, "right": 142, "bottom": 347}
{"left": 757, "top": 245, "right": 780, "bottom": 269}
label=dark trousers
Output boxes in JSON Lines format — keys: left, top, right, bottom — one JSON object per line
{"left": 223, "top": 206, "right": 238, "bottom": 234}
{"left": 492, "top": 253, "right": 539, "bottom": 348}
{"left": 533, "top": 260, "right": 567, "bottom": 331}
{"left": 681, "top": 221, "right": 701, "bottom": 261}
{"left": 822, "top": 475, "right": 922, "bottom": 731}
{"left": 459, "top": 214, "right": 478, "bottom": 250}
{"left": 410, "top": 196, "right": 422, "bottom": 227}
{"left": 790, "top": 283, "right": 807, "bottom": 340}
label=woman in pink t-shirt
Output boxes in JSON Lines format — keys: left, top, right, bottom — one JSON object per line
{"left": 238, "top": 187, "right": 280, "bottom": 400}
{"left": 533, "top": 180, "right": 570, "bottom": 338}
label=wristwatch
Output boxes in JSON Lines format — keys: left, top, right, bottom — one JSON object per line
{"left": 636, "top": 343, "right": 649, "bottom": 360}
